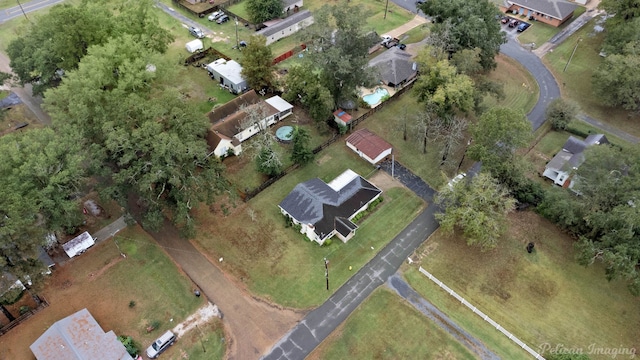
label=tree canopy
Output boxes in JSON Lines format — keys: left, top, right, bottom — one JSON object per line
{"left": 246, "top": 0, "right": 284, "bottom": 23}
{"left": 436, "top": 172, "right": 516, "bottom": 250}
{"left": 7, "top": 0, "right": 172, "bottom": 95}
{"left": 419, "top": 0, "right": 506, "bottom": 70}
{"left": 44, "top": 35, "right": 227, "bottom": 235}
{"left": 282, "top": 62, "right": 333, "bottom": 123}
{"left": 241, "top": 35, "right": 275, "bottom": 91}
{"left": 592, "top": 43, "right": 640, "bottom": 111}
{"left": 300, "top": 3, "right": 376, "bottom": 107}
{"left": 546, "top": 98, "right": 578, "bottom": 130}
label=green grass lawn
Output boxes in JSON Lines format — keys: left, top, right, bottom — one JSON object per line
{"left": 543, "top": 16, "right": 640, "bottom": 137}
{"left": 518, "top": 6, "right": 586, "bottom": 48}
{"left": 484, "top": 54, "right": 539, "bottom": 115}
{"left": 194, "top": 143, "right": 425, "bottom": 308}
{"left": 308, "top": 288, "right": 477, "bottom": 360}
{"left": 401, "top": 23, "right": 430, "bottom": 44}
{"left": 165, "top": 319, "right": 226, "bottom": 360}
{"left": 404, "top": 211, "right": 640, "bottom": 360}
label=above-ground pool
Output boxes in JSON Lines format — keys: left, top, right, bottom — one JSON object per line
{"left": 275, "top": 125, "right": 294, "bottom": 142}
{"left": 362, "top": 87, "right": 389, "bottom": 106}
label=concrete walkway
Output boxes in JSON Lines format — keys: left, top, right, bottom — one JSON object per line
{"left": 386, "top": 274, "right": 500, "bottom": 360}
{"left": 386, "top": 14, "right": 429, "bottom": 39}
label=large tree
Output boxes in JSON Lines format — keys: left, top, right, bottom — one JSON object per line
{"left": 7, "top": 0, "right": 172, "bottom": 95}
{"left": 467, "top": 107, "right": 532, "bottom": 169}
{"left": 290, "top": 126, "right": 314, "bottom": 165}
{"left": 546, "top": 98, "right": 579, "bottom": 130}
{"left": 0, "top": 128, "right": 85, "bottom": 279}
{"left": 282, "top": 62, "right": 333, "bottom": 124}
{"left": 418, "top": 0, "right": 506, "bottom": 70}
{"left": 246, "top": 0, "right": 283, "bottom": 23}
{"left": 45, "top": 35, "right": 227, "bottom": 235}
{"left": 592, "top": 43, "right": 640, "bottom": 111}
{"left": 300, "top": 3, "right": 376, "bottom": 107}
{"left": 241, "top": 35, "right": 275, "bottom": 91}
{"left": 436, "top": 172, "right": 516, "bottom": 251}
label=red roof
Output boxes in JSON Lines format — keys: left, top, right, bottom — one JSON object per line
{"left": 346, "top": 128, "right": 392, "bottom": 162}
{"left": 333, "top": 109, "right": 353, "bottom": 123}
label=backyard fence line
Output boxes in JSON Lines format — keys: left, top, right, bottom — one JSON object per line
{"left": 417, "top": 266, "right": 546, "bottom": 360}
{"left": 241, "top": 79, "right": 417, "bottom": 202}
{"left": 0, "top": 295, "right": 49, "bottom": 336}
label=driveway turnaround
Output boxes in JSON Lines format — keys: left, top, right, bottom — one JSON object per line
{"left": 386, "top": 274, "right": 500, "bottom": 360}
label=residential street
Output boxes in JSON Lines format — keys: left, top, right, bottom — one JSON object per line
{"left": 0, "top": 0, "right": 63, "bottom": 23}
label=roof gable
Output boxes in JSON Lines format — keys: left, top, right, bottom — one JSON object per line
{"left": 207, "top": 90, "right": 262, "bottom": 124}
{"left": 210, "top": 101, "right": 279, "bottom": 138}
{"left": 257, "top": 10, "right": 313, "bottom": 37}
{"left": 368, "top": 47, "right": 417, "bottom": 85}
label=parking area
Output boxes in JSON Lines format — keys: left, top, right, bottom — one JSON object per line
{"left": 499, "top": 15, "right": 532, "bottom": 33}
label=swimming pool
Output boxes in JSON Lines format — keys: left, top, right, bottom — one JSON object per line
{"left": 275, "top": 126, "right": 294, "bottom": 142}
{"left": 362, "top": 87, "right": 389, "bottom": 106}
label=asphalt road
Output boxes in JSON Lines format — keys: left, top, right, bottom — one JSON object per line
{"left": 0, "top": 0, "right": 64, "bottom": 23}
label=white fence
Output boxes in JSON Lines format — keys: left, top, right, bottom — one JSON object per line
{"left": 418, "top": 266, "right": 545, "bottom": 360}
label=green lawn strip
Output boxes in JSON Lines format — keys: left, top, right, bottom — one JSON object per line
{"left": 226, "top": 1, "right": 250, "bottom": 21}
{"left": 166, "top": 320, "right": 226, "bottom": 360}
{"left": 533, "top": 130, "right": 570, "bottom": 157}
{"left": 484, "top": 55, "right": 539, "bottom": 115}
{"left": 517, "top": 6, "right": 586, "bottom": 47}
{"left": 107, "top": 228, "right": 204, "bottom": 340}
{"left": 401, "top": 23, "right": 430, "bottom": 44}
{"left": 403, "top": 269, "right": 532, "bottom": 360}
{"left": 543, "top": 17, "right": 640, "bottom": 137}
{"left": 404, "top": 212, "right": 640, "bottom": 360}
{"left": 309, "top": 288, "right": 477, "bottom": 359}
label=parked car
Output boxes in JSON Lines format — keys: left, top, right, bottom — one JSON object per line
{"left": 517, "top": 23, "right": 531, "bottom": 32}
{"left": 508, "top": 19, "right": 520, "bottom": 28}
{"left": 146, "top": 331, "right": 176, "bottom": 359}
{"left": 398, "top": 43, "right": 407, "bottom": 50}
{"left": 447, "top": 173, "right": 467, "bottom": 190}
{"left": 501, "top": 16, "right": 510, "bottom": 24}
{"left": 207, "top": 11, "right": 223, "bottom": 21}
{"left": 188, "top": 26, "right": 205, "bottom": 39}
{"left": 216, "top": 15, "right": 230, "bottom": 24}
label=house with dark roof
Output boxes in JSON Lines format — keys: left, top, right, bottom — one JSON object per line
{"left": 346, "top": 128, "right": 393, "bottom": 165}
{"left": 206, "top": 90, "right": 294, "bottom": 157}
{"left": 30, "top": 308, "right": 133, "bottom": 360}
{"left": 257, "top": 10, "right": 314, "bottom": 46}
{"left": 504, "top": 0, "right": 578, "bottom": 27}
{"left": 368, "top": 47, "right": 417, "bottom": 87}
{"left": 543, "top": 134, "right": 608, "bottom": 188}
{"left": 279, "top": 169, "right": 382, "bottom": 244}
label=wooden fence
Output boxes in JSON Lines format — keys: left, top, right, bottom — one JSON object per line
{"left": 418, "top": 267, "right": 546, "bottom": 360}
{"left": 0, "top": 295, "right": 49, "bottom": 336}
{"left": 184, "top": 47, "right": 232, "bottom": 66}
{"left": 241, "top": 79, "right": 417, "bottom": 202}
{"left": 273, "top": 44, "right": 307, "bottom": 65}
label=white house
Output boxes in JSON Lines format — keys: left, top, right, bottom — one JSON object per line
{"left": 256, "top": 10, "right": 314, "bottom": 46}
{"left": 206, "top": 59, "right": 248, "bottom": 94}
{"left": 206, "top": 90, "right": 294, "bottom": 157}
{"left": 543, "top": 134, "right": 608, "bottom": 188}
{"left": 279, "top": 169, "right": 382, "bottom": 245}
{"left": 346, "top": 128, "right": 393, "bottom": 164}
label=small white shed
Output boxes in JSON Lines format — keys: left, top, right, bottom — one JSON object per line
{"left": 63, "top": 231, "right": 95, "bottom": 258}
{"left": 185, "top": 39, "right": 204, "bottom": 53}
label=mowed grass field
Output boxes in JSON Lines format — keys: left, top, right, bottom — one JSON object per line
{"left": 308, "top": 288, "right": 477, "bottom": 360}
{"left": 404, "top": 211, "right": 640, "bottom": 360}
{"left": 193, "top": 143, "right": 425, "bottom": 308}
{"left": 0, "top": 226, "right": 222, "bottom": 359}
{"left": 484, "top": 54, "right": 539, "bottom": 115}
{"left": 544, "top": 17, "right": 640, "bottom": 137}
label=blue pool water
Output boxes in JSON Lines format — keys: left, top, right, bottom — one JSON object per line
{"left": 275, "top": 126, "right": 294, "bottom": 142}
{"left": 362, "top": 87, "right": 389, "bottom": 105}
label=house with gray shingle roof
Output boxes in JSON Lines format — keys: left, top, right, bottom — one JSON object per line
{"left": 368, "top": 47, "right": 417, "bottom": 87}
{"left": 279, "top": 169, "right": 382, "bottom": 244}
{"left": 257, "top": 10, "right": 314, "bottom": 46}
{"left": 30, "top": 308, "right": 133, "bottom": 360}
{"left": 543, "top": 134, "right": 608, "bottom": 188}
{"left": 505, "top": 0, "right": 578, "bottom": 27}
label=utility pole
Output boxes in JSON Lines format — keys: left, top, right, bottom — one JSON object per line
{"left": 324, "top": 258, "right": 329, "bottom": 291}
{"left": 195, "top": 324, "right": 206, "bottom": 353}
{"left": 564, "top": 38, "right": 582, "bottom": 72}
{"left": 235, "top": 17, "right": 239, "bottom": 50}
{"left": 16, "top": 0, "right": 29, "bottom": 22}
{"left": 384, "top": 0, "right": 389, "bottom": 19}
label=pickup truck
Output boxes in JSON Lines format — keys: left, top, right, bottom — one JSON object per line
{"left": 380, "top": 35, "right": 400, "bottom": 49}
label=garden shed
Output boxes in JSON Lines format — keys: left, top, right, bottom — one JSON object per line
{"left": 185, "top": 39, "right": 204, "bottom": 53}
{"left": 62, "top": 231, "right": 95, "bottom": 258}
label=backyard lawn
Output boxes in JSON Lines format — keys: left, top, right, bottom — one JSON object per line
{"left": 404, "top": 211, "right": 640, "bottom": 360}
{"left": 308, "top": 288, "right": 477, "bottom": 360}
{"left": 194, "top": 144, "right": 425, "bottom": 308}
{"left": 0, "top": 226, "right": 212, "bottom": 359}
{"left": 544, "top": 16, "right": 640, "bottom": 137}
{"left": 484, "top": 54, "right": 539, "bottom": 116}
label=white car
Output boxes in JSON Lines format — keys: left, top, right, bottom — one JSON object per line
{"left": 208, "top": 11, "right": 223, "bottom": 21}
{"left": 146, "top": 331, "right": 176, "bottom": 358}
{"left": 447, "top": 173, "right": 467, "bottom": 190}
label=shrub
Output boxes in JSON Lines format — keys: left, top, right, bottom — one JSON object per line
{"left": 128, "top": 300, "right": 136, "bottom": 308}
{"left": 0, "top": 287, "right": 24, "bottom": 305}
{"left": 19, "top": 305, "right": 31, "bottom": 315}
{"left": 117, "top": 335, "right": 139, "bottom": 357}
{"left": 358, "top": 98, "right": 371, "bottom": 109}
{"left": 324, "top": 239, "right": 333, "bottom": 247}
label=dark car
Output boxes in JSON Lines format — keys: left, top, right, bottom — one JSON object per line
{"left": 398, "top": 43, "right": 406, "bottom": 50}
{"left": 501, "top": 16, "right": 509, "bottom": 24}
{"left": 517, "top": 23, "right": 531, "bottom": 32}
{"left": 508, "top": 19, "right": 519, "bottom": 28}
{"left": 188, "top": 26, "right": 205, "bottom": 39}
{"left": 216, "top": 15, "right": 229, "bottom": 24}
